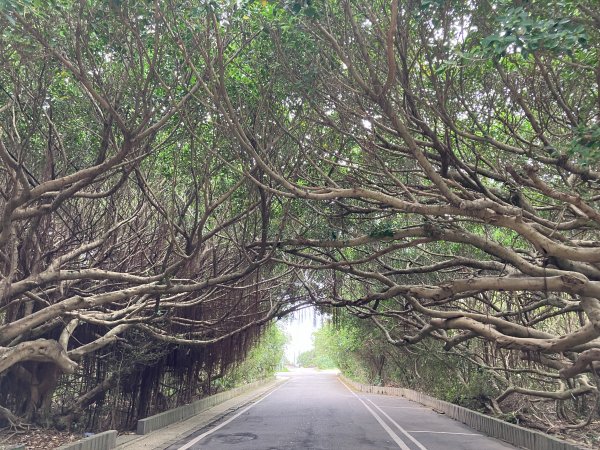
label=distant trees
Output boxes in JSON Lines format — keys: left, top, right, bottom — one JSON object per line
{"left": 222, "top": 324, "right": 288, "bottom": 387}
{"left": 297, "top": 326, "right": 336, "bottom": 369}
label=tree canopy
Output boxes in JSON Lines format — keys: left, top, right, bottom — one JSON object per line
{"left": 1, "top": 0, "right": 599, "bottom": 435}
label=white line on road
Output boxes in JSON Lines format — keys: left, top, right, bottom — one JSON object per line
{"left": 177, "top": 382, "right": 286, "bottom": 450}
{"left": 338, "top": 379, "right": 412, "bottom": 450}
{"left": 367, "top": 399, "right": 429, "bottom": 450}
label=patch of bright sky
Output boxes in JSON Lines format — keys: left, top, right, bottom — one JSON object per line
{"left": 279, "top": 306, "right": 325, "bottom": 364}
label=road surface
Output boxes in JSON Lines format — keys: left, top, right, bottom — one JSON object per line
{"left": 169, "top": 369, "right": 516, "bottom": 450}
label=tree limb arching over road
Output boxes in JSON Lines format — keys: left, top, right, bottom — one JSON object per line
{"left": 0, "top": 0, "right": 599, "bottom": 440}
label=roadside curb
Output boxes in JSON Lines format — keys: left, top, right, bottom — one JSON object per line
{"left": 56, "top": 431, "right": 117, "bottom": 450}
{"left": 340, "top": 376, "right": 586, "bottom": 450}
{"left": 135, "top": 378, "right": 275, "bottom": 435}
{"left": 56, "top": 377, "right": 279, "bottom": 450}
{"left": 116, "top": 376, "right": 286, "bottom": 449}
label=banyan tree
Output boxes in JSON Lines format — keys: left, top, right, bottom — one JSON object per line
{"left": 1, "top": 0, "right": 600, "bottom": 434}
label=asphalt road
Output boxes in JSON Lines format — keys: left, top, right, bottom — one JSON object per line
{"left": 169, "top": 369, "right": 517, "bottom": 450}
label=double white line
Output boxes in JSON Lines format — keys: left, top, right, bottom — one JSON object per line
{"left": 339, "top": 378, "right": 428, "bottom": 450}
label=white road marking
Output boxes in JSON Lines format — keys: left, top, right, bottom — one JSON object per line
{"left": 338, "top": 378, "right": 412, "bottom": 450}
{"left": 408, "top": 431, "right": 481, "bottom": 436}
{"left": 367, "top": 399, "right": 429, "bottom": 450}
{"left": 177, "top": 382, "right": 286, "bottom": 450}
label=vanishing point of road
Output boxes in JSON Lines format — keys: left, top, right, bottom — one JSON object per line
{"left": 169, "top": 369, "right": 516, "bottom": 450}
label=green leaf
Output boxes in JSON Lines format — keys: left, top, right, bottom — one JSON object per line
{"left": 304, "top": 5, "right": 318, "bottom": 18}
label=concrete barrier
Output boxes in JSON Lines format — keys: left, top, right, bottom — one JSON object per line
{"left": 136, "top": 377, "right": 274, "bottom": 435}
{"left": 56, "top": 430, "right": 117, "bottom": 450}
{"left": 340, "top": 376, "right": 584, "bottom": 450}
{"left": 59, "top": 379, "right": 273, "bottom": 449}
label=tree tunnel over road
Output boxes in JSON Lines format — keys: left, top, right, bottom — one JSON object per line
{"left": 1, "top": 0, "right": 600, "bottom": 441}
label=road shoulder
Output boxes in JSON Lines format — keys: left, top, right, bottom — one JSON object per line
{"left": 116, "top": 377, "right": 288, "bottom": 450}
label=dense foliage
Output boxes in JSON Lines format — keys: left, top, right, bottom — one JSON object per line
{"left": 220, "top": 324, "right": 287, "bottom": 389}
{"left": 296, "top": 327, "right": 336, "bottom": 369}
{"left": 0, "top": 0, "right": 599, "bottom": 437}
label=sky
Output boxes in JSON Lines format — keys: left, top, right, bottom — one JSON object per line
{"left": 279, "top": 306, "right": 324, "bottom": 364}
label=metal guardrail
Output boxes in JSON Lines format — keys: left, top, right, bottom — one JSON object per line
{"left": 340, "top": 376, "right": 585, "bottom": 450}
